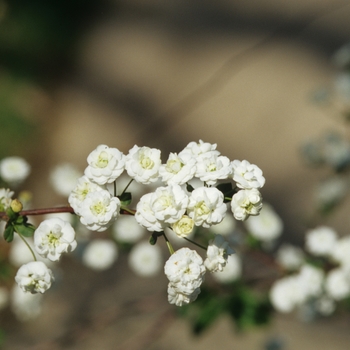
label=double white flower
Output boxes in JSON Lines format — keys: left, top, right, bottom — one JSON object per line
{"left": 164, "top": 248, "right": 206, "bottom": 306}
{"left": 205, "top": 234, "right": 234, "bottom": 272}
{"left": 187, "top": 187, "right": 227, "bottom": 228}
{"left": 15, "top": 261, "right": 54, "bottom": 294}
{"left": 159, "top": 152, "right": 196, "bottom": 185}
{"left": 79, "top": 190, "right": 120, "bottom": 232}
{"left": 68, "top": 175, "right": 106, "bottom": 216}
{"left": 231, "top": 188, "right": 263, "bottom": 221}
{"left": 125, "top": 145, "right": 161, "bottom": 184}
{"left": 195, "top": 153, "right": 232, "bottom": 186}
{"left": 231, "top": 160, "right": 265, "bottom": 190}
{"left": 135, "top": 185, "right": 188, "bottom": 231}
{"left": 34, "top": 218, "right": 77, "bottom": 261}
{"left": 84, "top": 145, "right": 125, "bottom": 185}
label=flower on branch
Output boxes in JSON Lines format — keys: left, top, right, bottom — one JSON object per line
{"left": 195, "top": 153, "right": 232, "bottom": 186}
{"left": 230, "top": 188, "right": 263, "bottom": 221}
{"left": 171, "top": 215, "right": 194, "bottom": 238}
{"left": 187, "top": 187, "right": 227, "bottom": 228}
{"left": 0, "top": 188, "right": 14, "bottom": 211}
{"left": 159, "top": 152, "right": 196, "bottom": 185}
{"left": 79, "top": 190, "right": 120, "bottom": 232}
{"left": 125, "top": 145, "right": 161, "bottom": 184}
{"left": 164, "top": 247, "right": 206, "bottom": 306}
{"left": 204, "top": 234, "right": 235, "bottom": 272}
{"left": 84, "top": 145, "right": 125, "bottom": 185}
{"left": 15, "top": 261, "right": 54, "bottom": 294}
{"left": 68, "top": 175, "right": 106, "bottom": 216}
{"left": 34, "top": 218, "right": 77, "bottom": 261}
{"left": 231, "top": 160, "right": 265, "bottom": 189}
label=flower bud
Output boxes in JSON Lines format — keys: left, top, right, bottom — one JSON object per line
{"left": 10, "top": 199, "right": 23, "bottom": 213}
{"left": 172, "top": 215, "right": 194, "bottom": 237}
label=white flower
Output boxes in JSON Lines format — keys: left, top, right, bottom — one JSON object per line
{"left": 195, "top": 154, "right": 232, "bottom": 186}
{"left": 276, "top": 244, "right": 304, "bottom": 270}
{"left": 128, "top": 241, "right": 163, "bottom": 277}
{"left": 187, "top": 187, "right": 227, "bottom": 228}
{"left": 79, "top": 190, "right": 120, "bottom": 232}
{"left": 164, "top": 247, "right": 206, "bottom": 295}
{"left": 33, "top": 218, "right": 77, "bottom": 261}
{"left": 269, "top": 275, "right": 302, "bottom": 313}
{"left": 314, "top": 177, "right": 347, "bottom": 208}
{"left": 315, "top": 296, "right": 336, "bottom": 316}
{"left": 15, "top": 261, "right": 54, "bottom": 294}
{"left": 204, "top": 234, "right": 235, "bottom": 272}
{"left": 82, "top": 239, "right": 118, "bottom": 270}
{"left": 68, "top": 175, "right": 106, "bottom": 215}
{"left": 112, "top": 215, "right": 145, "bottom": 243}
{"left": 298, "top": 264, "right": 324, "bottom": 299}
{"left": 212, "top": 254, "right": 242, "bottom": 283}
{"left": 209, "top": 213, "right": 236, "bottom": 236}
{"left": 0, "top": 156, "right": 30, "bottom": 184}
{"left": 305, "top": 226, "right": 337, "bottom": 257}
{"left": 244, "top": 203, "right": 283, "bottom": 241}
{"left": 0, "top": 287, "right": 9, "bottom": 311}
{"left": 231, "top": 160, "right": 265, "bottom": 189}
{"left": 231, "top": 188, "right": 263, "bottom": 221}
{"left": 11, "top": 284, "right": 43, "bottom": 321}
{"left": 0, "top": 187, "right": 14, "bottom": 211}
{"left": 135, "top": 193, "right": 163, "bottom": 232}
{"left": 159, "top": 152, "right": 196, "bottom": 185}
{"left": 180, "top": 140, "right": 220, "bottom": 158}
{"left": 125, "top": 145, "right": 161, "bottom": 184}
{"left": 84, "top": 144, "right": 125, "bottom": 185}
{"left": 150, "top": 184, "right": 188, "bottom": 224}
{"left": 331, "top": 235, "right": 350, "bottom": 268}
{"left": 50, "top": 163, "right": 81, "bottom": 197}
{"left": 171, "top": 215, "right": 194, "bottom": 238}
{"left": 325, "top": 268, "right": 350, "bottom": 301}
{"left": 167, "top": 282, "right": 201, "bottom": 307}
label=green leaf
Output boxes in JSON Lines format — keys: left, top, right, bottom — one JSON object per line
{"left": 4, "top": 225, "right": 14, "bottom": 242}
{"left": 118, "top": 192, "right": 132, "bottom": 206}
{"left": 14, "top": 223, "right": 35, "bottom": 237}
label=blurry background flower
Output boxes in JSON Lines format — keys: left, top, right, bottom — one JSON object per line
{"left": 128, "top": 241, "right": 163, "bottom": 277}
{"left": 82, "top": 239, "right": 118, "bottom": 271}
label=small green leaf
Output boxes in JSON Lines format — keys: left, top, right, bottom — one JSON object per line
{"left": 14, "top": 223, "right": 35, "bottom": 237}
{"left": 4, "top": 225, "right": 14, "bottom": 242}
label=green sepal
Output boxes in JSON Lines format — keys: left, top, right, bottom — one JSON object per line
{"left": 186, "top": 183, "right": 194, "bottom": 193}
{"left": 118, "top": 192, "right": 132, "bottom": 206}
{"left": 149, "top": 232, "right": 158, "bottom": 245}
{"left": 14, "top": 223, "right": 35, "bottom": 237}
{"left": 3, "top": 225, "right": 14, "bottom": 242}
{"left": 216, "top": 182, "right": 237, "bottom": 202}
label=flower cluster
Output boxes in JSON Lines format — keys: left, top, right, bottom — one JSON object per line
{"left": 1, "top": 140, "right": 266, "bottom": 312}
{"left": 271, "top": 225, "right": 350, "bottom": 316}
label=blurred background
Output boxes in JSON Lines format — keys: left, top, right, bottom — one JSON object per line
{"left": 2, "top": 0, "right": 350, "bottom": 349}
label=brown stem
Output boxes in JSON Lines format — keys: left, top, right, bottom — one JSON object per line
{"left": 0, "top": 206, "right": 136, "bottom": 219}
